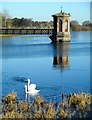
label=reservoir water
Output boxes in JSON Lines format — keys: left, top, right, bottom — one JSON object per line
{"left": 0, "top": 32, "right": 91, "bottom": 102}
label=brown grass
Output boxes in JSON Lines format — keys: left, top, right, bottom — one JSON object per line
{"left": 1, "top": 92, "right": 92, "bottom": 119}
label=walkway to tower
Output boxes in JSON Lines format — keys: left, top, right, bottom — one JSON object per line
{"left": 0, "top": 28, "right": 53, "bottom": 35}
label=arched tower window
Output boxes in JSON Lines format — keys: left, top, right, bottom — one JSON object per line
{"left": 65, "top": 20, "right": 68, "bottom": 32}
{"left": 59, "top": 19, "right": 62, "bottom": 32}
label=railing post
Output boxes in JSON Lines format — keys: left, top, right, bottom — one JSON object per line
{"left": 48, "top": 29, "right": 49, "bottom": 34}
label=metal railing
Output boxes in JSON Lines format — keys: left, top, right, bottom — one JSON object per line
{"left": 0, "top": 28, "right": 53, "bottom": 35}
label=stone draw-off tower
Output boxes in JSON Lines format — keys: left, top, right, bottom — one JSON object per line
{"left": 50, "top": 9, "right": 71, "bottom": 42}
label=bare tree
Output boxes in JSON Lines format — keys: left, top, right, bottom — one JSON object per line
{"left": 0, "top": 9, "right": 12, "bottom": 28}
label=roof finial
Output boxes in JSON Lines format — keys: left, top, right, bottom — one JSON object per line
{"left": 61, "top": 6, "right": 62, "bottom": 13}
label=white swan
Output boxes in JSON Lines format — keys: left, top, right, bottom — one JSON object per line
{"left": 28, "top": 79, "right": 36, "bottom": 91}
{"left": 25, "top": 85, "right": 40, "bottom": 96}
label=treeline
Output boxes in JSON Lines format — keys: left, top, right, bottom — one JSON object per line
{"left": 70, "top": 20, "right": 92, "bottom": 31}
{"left": 1, "top": 17, "right": 53, "bottom": 29}
{"left": 1, "top": 17, "right": 91, "bottom": 31}
{"left": 0, "top": 10, "right": 91, "bottom": 31}
{"left": 11, "top": 18, "right": 53, "bottom": 29}
{"left": 0, "top": 11, "right": 53, "bottom": 29}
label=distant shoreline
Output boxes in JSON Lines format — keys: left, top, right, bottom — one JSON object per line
{"left": 0, "top": 34, "right": 16, "bottom": 37}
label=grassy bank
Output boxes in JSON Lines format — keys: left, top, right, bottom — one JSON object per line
{"left": 0, "top": 92, "right": 92, "bottom": 119}
{"left": 0, "top": 34, "right": 16, "bottom": 37}
{"left": 0, "top": 34, "right": 33, "bottom": 38}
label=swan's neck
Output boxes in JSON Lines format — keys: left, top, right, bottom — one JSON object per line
{"left": 28, "top": 81, "right": 30, "bottom": 90}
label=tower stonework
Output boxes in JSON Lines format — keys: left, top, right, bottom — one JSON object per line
{"left": 50, "top": 11, "right": 71, "bottom": 42}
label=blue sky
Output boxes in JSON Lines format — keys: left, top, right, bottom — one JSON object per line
{"left": 0, "top": 2, "right": 90, "bottom": 24}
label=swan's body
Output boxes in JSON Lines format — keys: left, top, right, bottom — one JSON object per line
{"left": 24, "top": 79, "right": 40, "bottom": 96}
{"left": 28, "top": 79, "right": 36, "bottom": 91}
{"left": 25, "top": 85, "right": 40, "bottom": 95}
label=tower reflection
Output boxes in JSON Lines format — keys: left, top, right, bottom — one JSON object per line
{"left": 53, "top": 43, "right": 70, "bottom": 70}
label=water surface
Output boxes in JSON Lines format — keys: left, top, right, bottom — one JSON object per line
{"left": 0, "top": 32, "right": 91, "bottom": 102}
